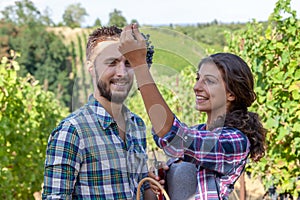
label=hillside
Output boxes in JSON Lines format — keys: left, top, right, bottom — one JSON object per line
{"left": 47, "top": 26, "right": 207, "bottom": 70}
{"left": 45, "top": 24, "right": 250, "bottom": 115}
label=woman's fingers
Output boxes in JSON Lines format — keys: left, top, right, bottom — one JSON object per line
{"left": 119, "top": 23, "right": 147, "bottom": 66}
{"left": 162, "top": 162, "right": 169, "bottom": 171}
{"left": 131, "top": 23, "right": 145, "bottom": 41}
{"left": 148, "top": 167, "right": 160, "bottom": 180}
{"left": 148, "top": 166, "right": 167, "bottom": 195}
{"left": 120, "top": 24, "right": 132, "bottom": 42}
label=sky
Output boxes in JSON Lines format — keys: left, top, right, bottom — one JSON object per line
{"left": 0, "top": 0, "right": 300, "bottom": 26}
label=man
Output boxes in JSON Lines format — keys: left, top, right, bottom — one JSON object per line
{"left": 42, "top": 26, "right": 156, "bottom": 199}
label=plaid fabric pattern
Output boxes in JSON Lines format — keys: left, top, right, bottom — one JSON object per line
{"left": 43, "top": 96, "right": 149, "bottom": 200}
{"left": 154, "top": 116, "right": 250, "bottom": 200}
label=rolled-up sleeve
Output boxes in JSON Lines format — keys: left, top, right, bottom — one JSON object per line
{"left": 153, "top": 116, "right": 192, "bottom": 159}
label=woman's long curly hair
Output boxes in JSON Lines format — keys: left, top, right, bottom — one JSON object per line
{"left": 199, "top": 53, "right": 267, "bottom": 162}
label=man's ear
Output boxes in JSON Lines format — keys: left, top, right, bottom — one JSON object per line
{"left": 86, "top": 60, "right": 93, "bottom": 72}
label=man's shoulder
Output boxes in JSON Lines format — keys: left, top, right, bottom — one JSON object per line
{"left": 54, "top": 105, "right": 92, "bottom": 129}
{"left": 67, "top": 103, "right": 96, "bottom": 120}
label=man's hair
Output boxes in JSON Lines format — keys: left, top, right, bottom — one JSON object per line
{"left": 86, "top": 26, "right": 122, "bottom": 60}
{"left": 86, "top": 25, "right": 155, "bottom": 67}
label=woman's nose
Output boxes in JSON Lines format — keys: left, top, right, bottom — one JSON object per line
{"left": 193, "top": 79, "right": 204, "bottom": 91}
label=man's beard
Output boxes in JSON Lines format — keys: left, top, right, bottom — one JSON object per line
{"left": 97, "top": 80, "right": 131, "bottom": 104}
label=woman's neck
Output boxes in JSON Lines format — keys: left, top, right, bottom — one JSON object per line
{"left": 206, "top": 112, "right": 226, "bottom": 130}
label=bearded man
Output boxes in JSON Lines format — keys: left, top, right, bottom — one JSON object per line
{"left": 42, "top": 26, "right": 156, "bottom": 200}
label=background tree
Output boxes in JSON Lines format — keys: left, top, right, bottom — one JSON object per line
{"left": 225, "top": 0, "right": 300, "bottom": 197}
{"left": 130, "top": 19, "right": 139, "bottom": 26}
{"left": 0, "top": 0, "right": 74, "bottom": 108}
{"left": 127, "top": 65, "right": 203, "bottom": 149}
{"left": 108, "top": 9, "right": 127, "bottom": 28}
{"left": 40, "top": 7, "right": 54, "bottom": 26}
{"left": 0, "top": 0, "right": 53, "bottom": 26}
{"left": 62, "top": 3, "right": 88, "bottom": 28}
{"left": 173, "top": 22, "right": 245, "bottom": 52}
{"left": 93, "top": 18, "right": 102, "bottom": 27}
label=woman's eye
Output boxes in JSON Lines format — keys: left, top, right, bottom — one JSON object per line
{"left": 204, "top": 79, "right": 215, "bottom": 84}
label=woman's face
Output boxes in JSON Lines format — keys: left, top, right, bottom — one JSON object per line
{"left": 193, "top": 62, "right": 234, "bottom": 118}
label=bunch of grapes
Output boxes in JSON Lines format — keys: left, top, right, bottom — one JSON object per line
{"left": 141, "top": 33, "right": 155, "bottom": 68}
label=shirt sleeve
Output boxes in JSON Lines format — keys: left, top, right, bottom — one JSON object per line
{"left": 153, "top": 116, "right": 250, "bottom": 175}
{"left": 42, "top": 121, "right": 83, "bottom": 199}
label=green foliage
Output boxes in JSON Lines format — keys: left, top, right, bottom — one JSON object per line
{"left": 39, "top": 7, "right": 54, "bottom": 26}
{"left": 140, "top": 27, "right": 206, "bottom": 69}
{"left": 0, "top": 21, "right": 74, "bottom": 108}
{"left": 0, "top": 0, "right": 75, "bottom": 108}
{"left": 108, "top": 9, "right": 127, "bottom": 28}
{"left": 130, "top": 19, "right": 139, "bottom": 26}
{"left": 173, "top": 22, "right": 246, "bottom": 52}
{"left": 67, "top": 30, "right": 92, "bottom": 111}
{"left": 0, "top": 51, "right": 69, "bottom": 199}
{"left": 152, "top": 49, "right": 191, "bottom": 72}
{"left": 62, "top": 3, "right": 88, "bottom": 28}
{"left": 163, "top": 65, "right": 205, "bottom": 125}
{"left": 225, "top": 0, "right": 300, "bottom": 196}
{"left": 0, "top": 0, "right": 50, "bottom": 26}
{"left": 93, "top": 18, "right": 102, "bottom": 27}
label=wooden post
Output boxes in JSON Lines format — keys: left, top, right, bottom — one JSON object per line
{"left": 239, "top": 172, "right": 246, "bottom": 200}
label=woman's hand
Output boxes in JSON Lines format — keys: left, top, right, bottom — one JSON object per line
{"left": 119, "top": 23, "right": 147, "bottom": 67}
{"left": 148, "top": 163, "right": 169, "bottom": 195}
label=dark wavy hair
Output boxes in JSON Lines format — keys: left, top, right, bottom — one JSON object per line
{"left": 199, "top": 53, "right": 267, "bottom": 162}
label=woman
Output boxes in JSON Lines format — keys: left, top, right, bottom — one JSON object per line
{"left": 119, "top": 24, "right": 266, "bottom": 200}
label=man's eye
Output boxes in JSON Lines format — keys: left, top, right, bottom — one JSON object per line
{"left": 125, "top": 60, "right": 131, "bottom": 67}
{"left": 109, "top": 60, "right": 117, "bottom": 66}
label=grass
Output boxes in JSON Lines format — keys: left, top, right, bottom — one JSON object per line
{"left": 140, "top": 26, "right": 207, "bottom": 70}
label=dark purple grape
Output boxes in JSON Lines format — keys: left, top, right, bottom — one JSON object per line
{"left": 141, "top": 33, "right": 155, "bottom": 68}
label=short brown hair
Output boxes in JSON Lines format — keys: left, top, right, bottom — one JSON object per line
{"left": 86, "top": 26, "right": 122, "bottom": 60}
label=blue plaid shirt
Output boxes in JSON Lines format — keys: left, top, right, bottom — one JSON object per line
{"left": 43, "top": 95, "right": 149, "bottom": 199}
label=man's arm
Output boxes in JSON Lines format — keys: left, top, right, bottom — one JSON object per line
{"left": 42, "top": 123, "right": 81, "bottom": 199}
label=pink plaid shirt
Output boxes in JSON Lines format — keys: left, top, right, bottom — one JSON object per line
{"left": 153, "top": 116, "right": 250, "bottom": 200}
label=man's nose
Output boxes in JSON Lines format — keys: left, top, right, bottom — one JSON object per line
{"left": 116, "top": 62, "right": 127, "bottom": 76}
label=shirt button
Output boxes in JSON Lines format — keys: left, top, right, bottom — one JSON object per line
{"left": 184, "top": 136, "right": 188, "bottom": 140}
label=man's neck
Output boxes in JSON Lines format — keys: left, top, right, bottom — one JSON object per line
{"left": 94, "top": 95, "right": 127, "bottom": 140}
{"left": 94, "top": 95, "right": 124, "bottom": 118}
{"left": 96, "top": 97, "right": 126, "bottom": 141}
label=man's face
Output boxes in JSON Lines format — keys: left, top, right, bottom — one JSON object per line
{"left": 92, "top": 41, "right": 134, "bottom": 104}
